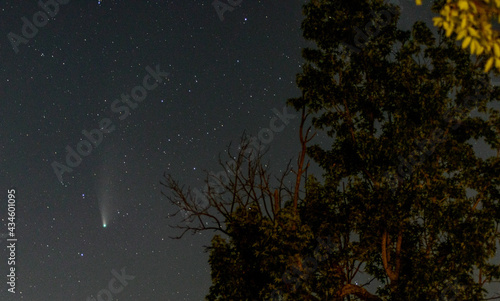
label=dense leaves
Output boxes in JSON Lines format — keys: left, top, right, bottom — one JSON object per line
{"left": 166, "top": 0, "right": 500, "bottom": 299}
{"left": 287, "top": 0, "right": 500, "bottom": 299}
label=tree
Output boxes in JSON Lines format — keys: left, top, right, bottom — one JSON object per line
{"left": 161, "top": 109, "right": 318, "bottom": 300}
{"left": 163, "top": 0, "right": 500, "bottom": 299}
{"left": 416, "top": 0, "right": 500, "bottom": 73}
{"left": 289, "top": 0, "right": 500, "bottom": 299}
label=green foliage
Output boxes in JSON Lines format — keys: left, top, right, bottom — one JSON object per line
{"left": 204, "top": 0, "right": 500, "bottom": 299}
{"left": 206, "top": 204, "right": 316, "bottom": 300}
{"left": 289, "top": 0, "right": 500, "bottom": 299}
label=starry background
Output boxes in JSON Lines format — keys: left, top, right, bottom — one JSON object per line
{"left": 0, "top": 0, "right": 309, "bottom": 300}
{"left": 0, "top": 0, "right": 496, "bottom": 300}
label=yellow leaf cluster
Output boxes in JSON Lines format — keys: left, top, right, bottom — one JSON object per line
{"left": 416, "top": 0, "right": 500, "bottom": 72}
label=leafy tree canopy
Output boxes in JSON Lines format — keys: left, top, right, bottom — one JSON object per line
{"left": 164, "top": 0, "right": 500, "bottom": 299}
{"left": 288, "top": 0, "right": 500, "bottom": 298}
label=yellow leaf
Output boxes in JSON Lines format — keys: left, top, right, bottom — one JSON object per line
{"left": 458, "top": 0, "right": 469, "bottom": 10}
{"left": 471, "top": 39, "right": 477, "bottom": 53}
{"left": 494, "top": 43, "right": 500, "bottom": 57}
{"left": 416, "top": 0, "right": 422, "bottom": 5}
{"left": 485, "top": 57, "right": 494, "bottom": 72}
{"left": 468, "top": 27, "right": 479, "bottom": 37}
{"left": 470, "top": 2, "right": 477, "bottom": 13}
{"left": 477, "top": 43, "right": 484, "bottom": 55}
{"left": 433, "top": 17, "right": 443, "bottom": 27}
{"left": 461, "top": 16, "right": 467, "bottom": 29}
{"left": 462, "top": 36, "right": 472, "bottom": 49}
{"left": 457, "top": 29, "right": 467, "bottom": 40}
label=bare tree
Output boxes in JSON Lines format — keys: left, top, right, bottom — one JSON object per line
{"left": 160, "top": 107, "right": 314, "bottom": 239}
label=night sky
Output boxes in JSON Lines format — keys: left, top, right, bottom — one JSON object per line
{"left": 0, "top": 0, "right": 494, "bottom": 300}
{"left": 0, "top": 1, "right": 309, "bottom": 300}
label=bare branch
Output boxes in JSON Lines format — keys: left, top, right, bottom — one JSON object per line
{"left": 160, "top": 133, "right": 303, "bottom": 239}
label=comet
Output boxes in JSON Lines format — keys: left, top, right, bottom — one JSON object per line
{"left": 101, "top": 207, "right": 109, "bottom": 228}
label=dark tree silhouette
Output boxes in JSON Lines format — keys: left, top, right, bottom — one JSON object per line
{"left": 162, "top": 0, "right": 500, "bottom": 299}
